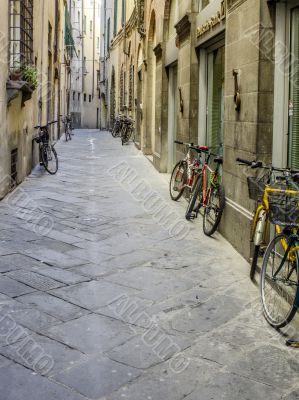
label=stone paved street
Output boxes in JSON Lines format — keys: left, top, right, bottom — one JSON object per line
{"left": 0, "top": 130, "right": 299, "bottom": 399}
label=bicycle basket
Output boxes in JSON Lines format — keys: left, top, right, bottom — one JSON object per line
{"left": 247, "top": 177, "right": 266, "bottom": 201}
{"left": 268, "top": 190, "right": 299, "bottom": 227}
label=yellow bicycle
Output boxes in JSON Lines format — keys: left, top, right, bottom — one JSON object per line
{"left": 260, "top": 187, "right": 299, "bottom": 328}
{"left": 237, "top": 158, "right": 299, "bottom": 279}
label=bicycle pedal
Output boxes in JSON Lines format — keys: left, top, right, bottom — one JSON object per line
{"left": 186, "top": 213, "right": 196, "bottom": 220}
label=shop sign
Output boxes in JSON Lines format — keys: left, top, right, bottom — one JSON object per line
{"left": 197, "top": 0, "right": 226, "bottom": 38}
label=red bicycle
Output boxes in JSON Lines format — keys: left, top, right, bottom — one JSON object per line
{"left": 169, "top": 140, "right": 208, "bottom": 201}
{"left": 186, "top": 149, "right": 225, "bottom": 237}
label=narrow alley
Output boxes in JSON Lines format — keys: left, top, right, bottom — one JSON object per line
{"left": 0, "top": 131, "right": 298, "bottom": 400}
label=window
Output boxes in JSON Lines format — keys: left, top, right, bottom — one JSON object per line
{"left": 83, "top": 56, "right": 87, "bottom": 74}
{"left": 107, "top": 18, "right": 111, "bottom": 51}
{"left": 199, "top": 0, "right": 209, "bottom": 11}
{"left": 84, "top": 15, "right": 87, "bottom": 34}
{"left": 113, "top": 0, "right": 118, "bottom": 36}
{"left": 78, "top": 92, "right": 81, "bottom": 101}
{"left": 84, "top": 93, "right": 87, "bottom": 102}
{"left": 120, "top": 64, "right": 124, "bottom": 111}
{"left": 9, "top": 0, "right": 34, "bottom": 72}
{"left": 48, "top": 22, "right": 52, "bottom": 51}
{"left": 129, "top": 64, "right": 134, "bottom": 111}
{"left": 121, "top": 0, "right": 125, "bottom": 26}
{"left": 288, "top": 7, "right": 299, "bottom": 169}
{"left": 97, "top": 70, "right": 100, "bottom": 89}
{"left": 90, "top": 20, "right": 93, "bottom": 35}
{"left": 206, "top": 46, "right": 225, "bottom": 154}
{"left": 11, "top": 148, "right": 18, "bottom": 187}
{"left": 89, "top": 95, "right": 92, "bottom": 102}
{"left": 97, "top": 37, "right": 100, "bottom": 50}
{"left": 73, "top": 91, "right": 76, "bottom": 100}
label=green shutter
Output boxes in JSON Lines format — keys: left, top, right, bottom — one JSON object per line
{"left": 207, "top": 47, "right": 224, "bottom": 154}
{"left": 289, "top": 8, "right": 299, "bottom": 169}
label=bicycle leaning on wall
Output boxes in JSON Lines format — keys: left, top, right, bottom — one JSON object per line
{"left": 34, "top": 121, "right": 59, "bottom": 175}
{"left": 169, "top": 140, "right": 208, "bottom": 202}
{"left": 186, "top": 150, "right": 225, "bottom": 237}
{"left": 236, "top": 158, "right": 299, "bottom": 281}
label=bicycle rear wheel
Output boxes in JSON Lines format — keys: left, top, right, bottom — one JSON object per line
{"left": 169, "top": 161, "right": 187, "bottom": 201}
{"left": 261, "top": 233, "right": 299, "bottom": 329}
{"left": 65, "top": 126, "right": 69, "bottom": 142}
{"left": 203, "top": 183, "right": 225, "bottom": 236}
{"left": 41, "top": 145, "right": 58, "bottom": 175}
{"left": 185, "top": 174, "right": 203, "bottom": 220}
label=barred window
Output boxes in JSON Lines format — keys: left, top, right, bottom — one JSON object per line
{"left": 120, "top": 64, "right": 124, "bottom": 111}
{"left": 9, "top": 0, "right": 34, "bottom": 72}
{"left": 128, "top": 64, "right": 134, "bottom": 111}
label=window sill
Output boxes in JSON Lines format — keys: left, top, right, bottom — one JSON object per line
{"left": 6, "top": 80, "right": 35, "bottom": 107}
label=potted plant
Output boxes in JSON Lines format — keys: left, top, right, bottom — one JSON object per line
{"left": 22, "top": 65, "right": 39, "bottom": 90}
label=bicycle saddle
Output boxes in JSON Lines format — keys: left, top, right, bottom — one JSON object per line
{"left": 199, "top": 146, "right": 209, "bottom": 151}
{"left": 34, "top": 124, "right": 47, "bottom": 130}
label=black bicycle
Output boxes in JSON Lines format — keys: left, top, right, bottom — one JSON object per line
{"left": 121, "top": 117, "right": 135, "bottom": 145}
{"left": 34, "top": 121, "right": 59, "bottom": 175}
{"left": 61, "top": 115, "right": 73, "bottom": 141}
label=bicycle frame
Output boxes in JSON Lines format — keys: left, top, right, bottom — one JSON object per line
{"left": 201, "top": 156, "right": 221, "bottom": 207}
{"left": 252, "top": 187, "right": 299, "bottom": 257}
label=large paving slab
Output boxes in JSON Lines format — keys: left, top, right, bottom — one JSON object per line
{"left": 0, "top": 130, "right": 297, "bottom": 399}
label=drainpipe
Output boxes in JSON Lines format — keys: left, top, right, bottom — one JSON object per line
{"left": 82, "top": 0, "right": 84, "bottom": 93}
{"left": 39, "top": 0, "right": 46, "bottom": 124}
{"left": 92, "top": 0, "right": 95, "bottom": 98}
{"left": 123, "top": 0, "right": 127, "bottom": 116}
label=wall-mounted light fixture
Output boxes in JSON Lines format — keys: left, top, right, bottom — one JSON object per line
{"left": 179, "top": 87, "right": 184, "bottom": 114}
{"left": 233, "top": 69, "right": 241, "bottom": 112}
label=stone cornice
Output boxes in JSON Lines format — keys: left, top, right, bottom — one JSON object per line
{"left": 175, "top": 14, "right": 191, "bottom": 46}
{"left": 110, "top": 7, "right": 138, "bottom": 50}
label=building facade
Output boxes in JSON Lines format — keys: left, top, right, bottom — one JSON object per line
{"left": 0, "top": 0, "right": 72, "bottom": 199}
{"left": 101, "top": 0, "right": 299, "bottom": 260}
{"left": 70, "top": 0, "right": 101, "bottom": 129}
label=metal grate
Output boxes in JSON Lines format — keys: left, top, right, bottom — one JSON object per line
{"left": 9, "top": 0, "right": 34, "bottom": 72}
{"left": 11, "top": 148, "right": 18, "bottom": 187}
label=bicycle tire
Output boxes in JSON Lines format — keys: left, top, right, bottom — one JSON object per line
{"left": 169, "top": 161, "right": 187, "bottom": 201}
{"left": 68, "top": 125, "right": 72, "bottom": 141}
{"left": 185, "top": 174, "right": 203, "bottom": 220}
{"left": 65, "top": 127, "right": 69, "bottom": 142}
{"left": 261, "top": 233, "right": 299, "bottom": 329}
{"left": 203, "top": 183, "right": 225, "bottom": 236}
{"left": 41, "top": 145, "right": 58, "bottom": 175}
{"left": 122, "top": 128, "right": 132, "bottom": 145}
{"left": 111, "top": 127, "right": 118, "bottom": 138}
{"left": 250, "top": 245, "right": 260, "bottom": 281}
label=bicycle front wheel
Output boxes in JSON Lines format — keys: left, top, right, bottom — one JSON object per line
{"left": 185, "top": 174, "right": 203, "bottom": 220}
{"left": 203, "top": 184, "right": 225, "bottom": 236}
{"left": 169, "top": 161, "right": 187, "bottom": 201}
{"left": 261, "top": 233, "right": 299, "bottom": 329}
{"left": 41, "top": 145, "right": 58, "bottom": 175}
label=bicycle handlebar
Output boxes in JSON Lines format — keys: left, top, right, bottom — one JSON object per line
{"left": 236, "top": 158, "right": 299, "bottom": 174}
{"left": 236, "top": 158, "right": 263, "bottom": 169}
